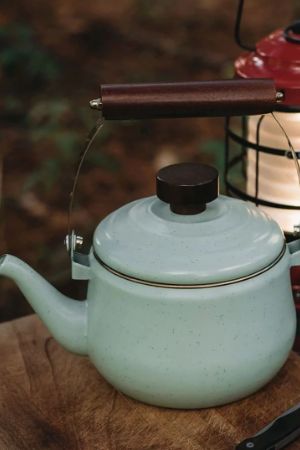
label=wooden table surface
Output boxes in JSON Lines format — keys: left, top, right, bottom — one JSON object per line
{"left": 1, "top": 314, "right": 300, "bottom": 450}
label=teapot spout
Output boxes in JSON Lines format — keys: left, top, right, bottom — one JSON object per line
{"left": 0, "top": 255, "right": 88, "bottom": 355}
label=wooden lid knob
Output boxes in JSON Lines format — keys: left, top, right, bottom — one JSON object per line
{"left": 156, "top": 163, "right": 219, "bottom": 215}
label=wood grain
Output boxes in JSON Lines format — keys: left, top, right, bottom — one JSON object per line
{"left": 100, "top": 79, "right": 277, "bottom": 120}
{"left": 0, "top": 314, "right": 300, "bottom": 449}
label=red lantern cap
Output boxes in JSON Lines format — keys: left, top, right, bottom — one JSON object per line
{"left": 235, "top": 22, "right": 300, "bottom": 107}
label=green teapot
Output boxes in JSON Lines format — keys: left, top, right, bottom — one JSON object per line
{"left": 0, "top": 163, "right": 297, "bottom": 409}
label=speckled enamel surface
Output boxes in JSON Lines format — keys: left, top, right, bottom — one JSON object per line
{"left": 0, "top": 243, "right": 297, "bottom": 408}
{"left": 0, "top": 196, "right": 297, "bottom": 409}
{"left": 86, "top": 249, "right": 296, "bottom": 408}
{"left": 93, "top": 195, "right": 285, "bottom": 284}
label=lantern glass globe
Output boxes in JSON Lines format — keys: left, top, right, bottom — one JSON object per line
{"left": 247, "top": 112, "right": 300, "bottom": 234}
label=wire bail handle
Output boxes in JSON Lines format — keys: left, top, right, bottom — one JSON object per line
{"left": 65, "top": 116, "right": 104, "bottom": 259}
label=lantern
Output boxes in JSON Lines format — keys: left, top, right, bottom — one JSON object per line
{"left": 225, "top": 16, "right": 300, "bottom": 238}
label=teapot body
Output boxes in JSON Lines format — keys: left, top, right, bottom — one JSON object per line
{"left": 85, "top": 248, "right": 296, "bottom": 409}
{"left": 0, "top": 163, "right": 296, "bottom": 409}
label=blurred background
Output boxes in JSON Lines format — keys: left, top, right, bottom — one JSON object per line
{"left": 0, "top": 0, "right": 298, "bottom": 322}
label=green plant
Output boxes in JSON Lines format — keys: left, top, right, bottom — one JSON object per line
{"left": 0, "top": 23, "right": 60, "bottom": 86}
{"left": 25, "top": 100, "right": 119, "bottom": 192}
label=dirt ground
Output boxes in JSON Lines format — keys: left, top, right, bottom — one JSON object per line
{"left": 0, "top": 0, "right": 297, "bottom": 321}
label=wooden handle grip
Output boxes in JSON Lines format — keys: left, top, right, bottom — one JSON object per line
{"left": 99, "top": 79, "right": 277, "bottom": 120}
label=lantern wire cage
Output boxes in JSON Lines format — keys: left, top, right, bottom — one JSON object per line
{"left": 225, "top": 0, "right": 300, "bottom": 240}
{"left": 224, "top": 112, "right": 300, "bottom": 240}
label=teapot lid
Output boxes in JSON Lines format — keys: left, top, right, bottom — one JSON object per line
{"left": 93, "top": 163, "right": 284, "bottom": 285}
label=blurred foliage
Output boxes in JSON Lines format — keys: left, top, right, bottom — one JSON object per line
{"left": 0, "top": 23, "right": 60, "bottom": 87}
{"left": 0, "top": 23, "right": 61, "bottom": 126}
{"left": 134, "top": 0, "right": 174, "bottom": 24}
{"left": 25, "top": 100, "right": 119, "bottom": 192}
{"left": 0, "top": 23, "right": 120, "bottom": 194}
{"left": 200, "top": 139, "right": 225, "bottom": 192}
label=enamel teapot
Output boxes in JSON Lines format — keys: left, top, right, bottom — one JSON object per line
{"left": 0, "top": 162, "right": 297, "bottom": 409}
